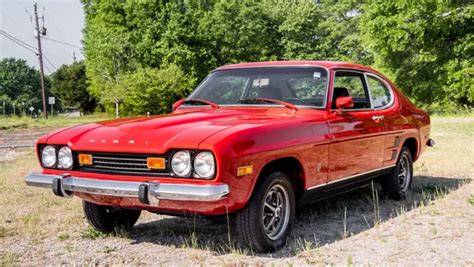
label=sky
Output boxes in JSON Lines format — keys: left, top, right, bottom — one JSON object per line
{"left": 0, "top": 0, "right": 84, "bottom": 74}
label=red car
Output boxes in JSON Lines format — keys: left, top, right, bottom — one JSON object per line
{"left": 26, "top": 61, "right": 433, "bottom": 252}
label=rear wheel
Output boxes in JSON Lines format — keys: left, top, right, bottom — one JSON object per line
{"left": 83, "top": 201, "right": 141, "bottom": 233}
{"left": 236, "top": 171, "right": 295, "bottom": 253}
{"left": 380, "top": 146, "right": 413, "bottom": 200}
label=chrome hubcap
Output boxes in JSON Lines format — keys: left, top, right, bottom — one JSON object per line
{"left": 262, "top": 184, "right": 290, "bottom": 240}
{"left": 398, "top": 154, "right": 411, "bottom": 191}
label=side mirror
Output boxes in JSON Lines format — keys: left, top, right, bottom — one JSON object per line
{"left": 172, "top": 98, "right": 186, "bottom": 111}
{"left": 335, "top": 96, "right": 354, "bottom": 111}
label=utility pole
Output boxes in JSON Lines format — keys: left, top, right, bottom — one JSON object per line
{"left": 34, "top": 3, "right": 48, "bottom": 119}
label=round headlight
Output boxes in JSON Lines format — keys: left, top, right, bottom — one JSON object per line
{"left": 171, "top": 150, "right": 192, "bottom": 176}
{"left": 193, "top": 152, "right": 215, "bottom": 179}
{"left": 41, "top": 145, "right": 56, "bottom": 168}
{"left": 58, "top": 146, "right": 73, "bottom": 169}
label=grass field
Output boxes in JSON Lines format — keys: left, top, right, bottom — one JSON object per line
{"left": 0, "top": 114, "right": 112, "bottom": 131}
{"left": 0, "top": 115, "right": 473, "bottom": 265}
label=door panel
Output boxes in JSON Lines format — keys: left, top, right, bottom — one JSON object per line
{"left": 366, "top": 73, "right": 401, "bottom": 167}
{"left": 327, "top": 70, "right": 385, "bottom": 183}
{"left": 327, "top": 111, "right": 385, "bottom": 181}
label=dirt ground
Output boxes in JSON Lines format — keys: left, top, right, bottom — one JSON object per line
{"left": 0, "top": 116, "right": 473, "bottom": 265}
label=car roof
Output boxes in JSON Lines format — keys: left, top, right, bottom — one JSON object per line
{"left": 215, "top": 60, "right": 387, "bottom": 80}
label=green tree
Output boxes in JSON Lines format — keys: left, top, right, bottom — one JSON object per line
{"left": 119, "top": 64, "right": 195, "bottom": 115}
{"left": 82, "top": 0, "right": 136, "bottom": 100}
{"left": 0, "top": 58, "right": 44, "bottom": 114}
{"left": 81, "top": 0, "right": 472, "bottom": 114}
{"left": 361, "top": 1, "right": 473, "bottom": 110}
{"left": 50, "top": 61, "right": 97, "bottom": 114}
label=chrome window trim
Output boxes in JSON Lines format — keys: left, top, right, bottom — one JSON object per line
{"left": 330, "top": 69, "right": 373, "bottom": 111}
{"left": 363, "top": 73, "right": 374, "bottom": 109}
{"left": 177, "top": 104, "right": 327, "bottom": 110}
{"left": 364, "top": 72, "right": 395, "bottom": 110}
{"left": 185, "top": 65, "right": 331, "bottom": 110}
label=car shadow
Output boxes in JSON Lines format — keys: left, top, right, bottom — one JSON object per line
{"left": 126, "top": 175, "right": 470, "bottom": 257}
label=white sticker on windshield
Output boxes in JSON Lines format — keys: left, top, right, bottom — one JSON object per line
{"left": 313, "top": 72, "right": 321, "bottom": 78}
{"left": 252, "top": 78, "right": 269, "bottom": 87}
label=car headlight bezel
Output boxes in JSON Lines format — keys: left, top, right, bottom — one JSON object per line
{"left": 171, "top": 150, "right": 192, "bottom": 177}
{"left": 41, "top": 145, "right": 57, "bottom": 168}
{"left": 193, "top": 151, "right": 215, "bottom": 179}
{"left": 57, "top": 146, "right": 73, "bottom": 169}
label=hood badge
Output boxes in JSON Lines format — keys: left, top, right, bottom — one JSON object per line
{"left": 88, "top": 139, "right": 144, "bottom": 145}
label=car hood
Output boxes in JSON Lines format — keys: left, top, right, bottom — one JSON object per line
{"left": 43, "top": 108, "right": 322, "bottom": 154}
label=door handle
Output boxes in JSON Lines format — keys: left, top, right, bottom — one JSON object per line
{"left": 372, "top": 115, "right": 384, "bottom": 121}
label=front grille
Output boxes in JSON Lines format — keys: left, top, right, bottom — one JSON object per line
{"left": 77, "top": 152, "right": 169, "bottom": 176}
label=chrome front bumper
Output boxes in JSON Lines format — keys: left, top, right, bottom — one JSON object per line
{"left": 25, "top": 173, "right": 229, "bottom": 204}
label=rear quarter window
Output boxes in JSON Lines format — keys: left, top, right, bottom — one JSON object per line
{"left": 367, "top": 75, "right": 392, "bottom": 108}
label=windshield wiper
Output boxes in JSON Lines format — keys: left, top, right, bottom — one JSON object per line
{"left": 240, "top": 98, "right": 298, "bottom": 111}
{"left": 173, "top": 98, "right": 220, "bottom": 110}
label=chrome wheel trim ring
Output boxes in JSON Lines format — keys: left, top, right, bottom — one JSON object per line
{"left": 261, "top": 184, "right": 291, "bottom": 241}
{"left": 398, "top": 153, "right": 411, "bottom": 192}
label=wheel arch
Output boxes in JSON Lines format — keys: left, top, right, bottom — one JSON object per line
{"left": 254, "top": 157, "right": 305, "bottom": 202}
{"left": 402, "top": 137, "right": 418, "bottom": 161}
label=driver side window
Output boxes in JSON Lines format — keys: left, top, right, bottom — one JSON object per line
{"left": 333, "top": 72, "right": 370, "bottom": 109}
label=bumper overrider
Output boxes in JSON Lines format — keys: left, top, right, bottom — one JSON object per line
{"left": 25, "top": 172, "right": 230, "bottom": 205}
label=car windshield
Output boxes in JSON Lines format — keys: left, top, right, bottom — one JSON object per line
{"left": 188, "top": 67, "right": 328, "bottom": 108}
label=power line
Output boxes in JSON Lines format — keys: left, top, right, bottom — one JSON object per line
{"left": 14, "top": 0, "right": 28, "bottom": 11}
{"left": 0, "top": 29, "right": 56, "bottom": 73}
{"left": 40, "top": 5, "right": 66, "bottom": 41}
{"left": 0, "top": 9, "right": 18, "bottom": 25}
{"left": 0, "top": 30, "right": 37, "bottom": 50}
{"left": 0, "top": 31, "right": 38, "bottom": 55}
{"left": 14, "top": 0, "right": 33, "bottom": 23}
{"left": 43, "top": 54, "right": 58, "bottom": 70}
{"left": 42, "top": 36, "right": 82, "bottom": 49}
{"left": 43, "top": 60, "right": 53, "bottom": 73}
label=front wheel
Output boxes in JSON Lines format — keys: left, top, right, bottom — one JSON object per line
{"left": 380, "top": 146, "right": 414, "bottom": 200}
{"left": 236, "top": 171, "right": 295, "bottom": 253}
{"left": 83, "top": 201, "right": 141, "bottom": 233}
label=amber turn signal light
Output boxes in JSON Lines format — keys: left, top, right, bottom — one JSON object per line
{"left": 78, "top": 154, "right": 93, "bottom": 165}
{"left": 237, "top": 165, "right": 253, "bottom": 176}
{"left": 147, "top": 157, "right": 166, "bottom": 169}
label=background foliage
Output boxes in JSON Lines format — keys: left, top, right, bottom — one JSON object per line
{"left": 50, "top": 61, "right": 97, "bottom": 114}
{"left": 361, "top": 1, "right": 473, "bottom": 112}
{"left": 0, "top": 58, "right": 55, "bottom": 115}
{"left": 81, "top": 0, "right": 472, "bottom": 114}
{"left": 2, "top": 1, "right": 471, "bottom": 116}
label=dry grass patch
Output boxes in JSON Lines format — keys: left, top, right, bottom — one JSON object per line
{"left": 0, "top": 114, "right": 112, "bottom": 131}
{"left": 0, "top": 115, "right": 472, "bottom": 265}
{"left": 0, "top": 152, "right": 84, "bottom": 241}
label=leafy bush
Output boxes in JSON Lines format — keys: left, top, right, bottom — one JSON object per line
{"left": 99, "top": 64, "right": 195, "bottom": 116}
{"left": 81, "top": 0, "right": 473, "bottom": 114}
{"left": 120, "top": 65, "right": 195, "bottom": 115}
{"left": 50, "top": 61, "right": 98, "bottom": 114}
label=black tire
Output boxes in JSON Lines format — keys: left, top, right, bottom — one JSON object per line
{"left": 380, "top": 146, "right": 414, "bottom": 200}
{"left": 236, "top": 171, "right": 295, "bottom": 253}
{"left": 83, "top": 201, "right": 141, "bottom": 233}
